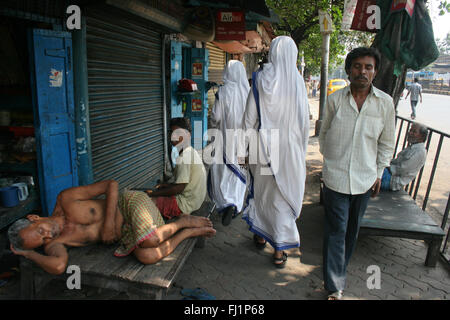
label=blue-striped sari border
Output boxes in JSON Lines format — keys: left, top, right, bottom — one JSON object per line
{"left": 242, "top": 213, "right": 300, "bottom": 251}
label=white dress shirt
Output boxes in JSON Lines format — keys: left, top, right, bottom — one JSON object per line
{"left": 319, "top": 85, "right": 396, "bottom": 195}
{"left": 408, "top": 82, "right": 422, "bottom": 101}
{"left": 390, "top": 142, "right": 427, "bottom": 191}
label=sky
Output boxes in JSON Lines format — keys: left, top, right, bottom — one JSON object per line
{"left": 428, "top": 0, "right": 450, "bottom": 40}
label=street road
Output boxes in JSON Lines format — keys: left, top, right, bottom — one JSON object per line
{"left": 397, "top": 93, "right": 450, "bottom": 134}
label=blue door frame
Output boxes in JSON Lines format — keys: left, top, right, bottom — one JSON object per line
{"left": 28, "top": 29, "right": 79, "bottom": 216}
{"left": 170, "top": 41, "right": 209, "bottom": 149}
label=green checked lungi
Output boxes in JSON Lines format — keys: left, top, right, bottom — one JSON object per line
{"left": 114, "top": 191, "right": 165, "bottom": 257}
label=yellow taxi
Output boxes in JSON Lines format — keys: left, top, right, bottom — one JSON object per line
{"left": 327, "top": 78, "right": 348, "bottom": 96}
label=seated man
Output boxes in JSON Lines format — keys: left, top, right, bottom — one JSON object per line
{"left": 381, "top": 123, "right": 428, "bottom": 191}
{"left": 8, "top": 179, "right": 215, "bottom": 275}
{"left": 147, "top": 117, "right": 207, "bottom": 219}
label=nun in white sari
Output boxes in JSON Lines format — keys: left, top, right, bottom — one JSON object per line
{"left": 242, "top": 36, "right": 309, "bottom": 268}
{"left": 208, "top": 60, "right": 250, "bottom": 226}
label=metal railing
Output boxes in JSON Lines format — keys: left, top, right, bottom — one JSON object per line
{"left": 394, "top": 115, "right": 450, "bottom": 267}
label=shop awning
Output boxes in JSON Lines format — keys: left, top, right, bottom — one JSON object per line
{"left": 212, "top": 40, "right": 253, "bottom": 54}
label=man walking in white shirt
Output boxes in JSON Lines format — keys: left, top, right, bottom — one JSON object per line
{"left": 405, "top": 78, "right": 422, "bottom": 120}
{"left": 319, "top": 47, "right": 396, "bottom": 300}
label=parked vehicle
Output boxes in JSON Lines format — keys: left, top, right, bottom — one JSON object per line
{"left": 327, "top": 78, "right": 348, "bottom": 96}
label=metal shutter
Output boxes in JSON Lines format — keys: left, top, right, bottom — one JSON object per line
{"left": 206, "top": 43, "right": 226, "bottom": 113}
{"left": 86, "top": 6, "right": 164, "bottom": 190}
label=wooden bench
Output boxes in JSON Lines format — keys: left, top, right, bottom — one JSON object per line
{"left": 319, "top": 180, "right": 445, "bottom": 267}
{"left": 359, "top": 190, "right": 445, "bottom": 267}
{"left": 19, "top": 201, "right": 215, "bottom": 299}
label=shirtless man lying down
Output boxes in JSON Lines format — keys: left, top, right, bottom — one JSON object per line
{"left": 8, "top": 180, "right": 216, "bottom": 274}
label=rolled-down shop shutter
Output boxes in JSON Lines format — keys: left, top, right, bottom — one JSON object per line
{"left": 206, "top": 43, "right": 227, "bottom": 114}
{"left": 86, "top": 7, "right": 164, "bottom": 190}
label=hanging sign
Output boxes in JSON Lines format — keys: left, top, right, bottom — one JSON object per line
{"left": 342, "top": 0, "right": 358, "bottom": 31}
{"left": 215, "top": 10, "right": 246, "bottom": 41}
{"left": 350, "top": 0, "right": 378, "bottom": 33}
{"left": 390, "top": 0, "right": 416, "bottom": 17}
{"left": 344, "top": 0, "right": 413, "bottom": 33}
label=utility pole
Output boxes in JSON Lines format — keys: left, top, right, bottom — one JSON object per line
{"left": 300, "top": 50, "right": 305, "bottom": 75}
{"left": 315, "top": 9, "right": 333, "bottom": 137}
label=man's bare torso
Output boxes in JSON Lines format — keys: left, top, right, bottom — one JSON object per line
{"left": 48, "top": 198, "right": 123, "bottom": 249}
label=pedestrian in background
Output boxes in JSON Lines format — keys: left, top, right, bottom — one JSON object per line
{"left": 208, "top": 60, "right": 250, "bottom": 226}
{"left": 242, "top": 36, "right": 309, "bottom": 268}
{"left": 405, "top": 78, "right": 423, "bottom": 120}
{"left": 319, "top": 47, "right": 396, "bottom": 300}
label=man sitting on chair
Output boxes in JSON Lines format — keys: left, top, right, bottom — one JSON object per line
{"left": 381, "top": 123, "right": 428, "bottom": 191}
{"left": 8, "top": 179, "right": 215, "bottom": 275}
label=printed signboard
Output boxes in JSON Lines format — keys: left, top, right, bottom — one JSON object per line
{"left": 215, "top": 10, "right": 246, "bottom": 41}
{"left": 350, "top": 0, "right": 378, "bottom": 33}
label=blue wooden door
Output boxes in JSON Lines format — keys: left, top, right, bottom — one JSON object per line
{"left": 29, "top": 29, "right": 78, "bottom": 216}
{"left": 170, "top": 41, "right": 183, "bottom": 118}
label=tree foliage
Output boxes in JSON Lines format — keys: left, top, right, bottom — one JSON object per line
{"left": 438, "top": 0, "right": 450, "bottom": 14}
{"left": 265, "top": 0, "right": 374, "bottom": 76}
{"left": 265, "top": 0, "right": 446, "bottom": 76}
{"left": 436, "top": 32, "right": 450, "bottom": 54}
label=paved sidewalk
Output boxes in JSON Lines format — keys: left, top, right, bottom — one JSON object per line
{"left": 163, "top": 97, "right": 450, "bottom": 300}
{"left": 0, "top": 97, "right": 448, "bottom": 300}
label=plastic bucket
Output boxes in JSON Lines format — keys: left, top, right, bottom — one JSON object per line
{"left": 11, "top": 183, "right": 28, "bottom": 201}
{"left": 0, "top": 186, "right": 20, "bottom": 207}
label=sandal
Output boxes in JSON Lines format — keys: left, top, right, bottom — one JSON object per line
{"left": 253, "top": 234, "right": 266, "bottom": 250}
{"left": 273, "top": 251, "right": 288, "bottom": 269}
{"left": 327, "top": 290, "right": 344, "bottom": 300}
{"left": 222, "top": 206, "right": 235, "bottom": 226}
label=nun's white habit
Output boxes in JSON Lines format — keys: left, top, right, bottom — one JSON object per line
{"left": 208, "top": 60, "right": 250, "bottom": 214}
{"left": 242, "top": 36, "right": 310, "bottom": 251}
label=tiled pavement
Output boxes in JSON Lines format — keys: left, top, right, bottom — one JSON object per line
{"left": 162, "top": 97, "right": 449, "bottom": 300}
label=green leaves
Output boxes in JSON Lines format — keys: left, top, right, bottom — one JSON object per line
{"left": 438, "top": 1, "right": 450, "bottom": 15}
{"left": 265, "top": 0, "right": 358, "bottom": 76}
{"left": 436, "top": 32, "right": 450, "bottom": 54}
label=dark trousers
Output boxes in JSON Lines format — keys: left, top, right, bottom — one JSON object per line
{"left": 322, "top": 184, "right": 371, "bottom": 292}
{"left": 410, "top": 100, "right": 418, "bottom": 117}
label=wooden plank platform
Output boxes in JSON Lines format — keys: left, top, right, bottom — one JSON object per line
{"left": 360, "top": 190, "right": 445, "bottom": 267}
{"left": 20, "top": 201, "right": 215, "bottom": 299}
